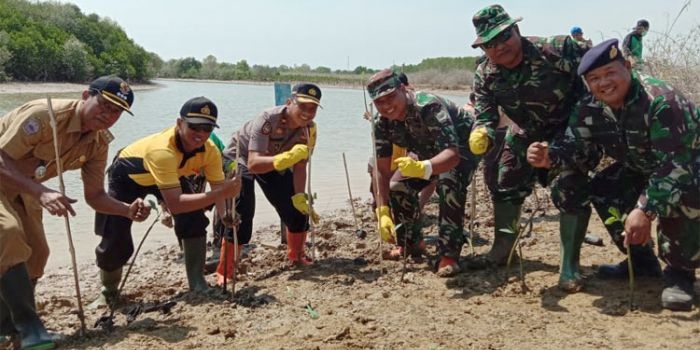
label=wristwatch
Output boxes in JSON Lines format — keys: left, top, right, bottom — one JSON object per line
{"left": 635, "top": 201, "right": 657, "bottom": 221}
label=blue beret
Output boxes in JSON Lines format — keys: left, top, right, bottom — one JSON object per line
{"left": 577, "top": 39, "right": 625, "bottom": 76}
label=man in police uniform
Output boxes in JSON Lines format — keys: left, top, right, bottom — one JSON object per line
{"left": 0, "top": 76, "right": 150, "bottom": 349}
{"left": 528, "top": 39, "right": 699, "bottom": 309}
{"left": 215, "top": 83, "right": 321, "bottom": 284}
{"left": 467, "top": 5, "right": 589, "bottom": 284}
{"left": 94, "top": 96, "right": 241, "bottom": 299}
{"left": 368, "top": 69, "right": 479, "bottom": 277}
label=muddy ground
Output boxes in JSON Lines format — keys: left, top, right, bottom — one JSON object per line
{"left": 22, "top": 173, "right": 700, "bottom": 350}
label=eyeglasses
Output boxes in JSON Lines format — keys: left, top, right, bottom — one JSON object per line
{"left": 93, "top": 92, "right": 122, "bottom": 114}
{"left": 187, "top": 122, "right": 214, "bottom": 133}
{"left": 481, "top": 27, "right": 514, "bottom": 49}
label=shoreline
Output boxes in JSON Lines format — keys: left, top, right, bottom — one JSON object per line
{"left": 0, "top": 81, "right": 162, "bottom": 95}
{"left": 0, "top": 78, "right": 471, "bottom": 96}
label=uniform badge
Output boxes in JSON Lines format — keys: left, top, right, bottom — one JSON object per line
{"left": 610, "top": 45, "right": 618, "bottom": 59}
{"left": 34, "top": 164, "right": 46, "bottom": 179}
{"left": 261, "top": 121, "right": 272, "bottom": 135}
{"left": 22, "top": 118, "right": 40, "bottom": 135}
{"left": 101, "top": 129, "right": 115, "bottom": 144}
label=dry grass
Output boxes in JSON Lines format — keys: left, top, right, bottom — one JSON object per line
{"left": 645, "top": 1, "right": 700, "bottom": 100}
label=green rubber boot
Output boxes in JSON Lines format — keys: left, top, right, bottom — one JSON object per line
{"left": 182, "top": 236, "right": 210, "bottom": 292}
{"left": 88, "top": 267, "right": 122, "bottom": 309}
{"left": 0, "top": 263, "right": 56, "bottom": 350}
{"left": 558, "top": 210, "right": 591, "bottom": 292}
{"left": 487, "top": 202, "right": 522, "bottom": 265}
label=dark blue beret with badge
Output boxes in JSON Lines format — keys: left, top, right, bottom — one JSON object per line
{"left": 577, "top": 38, "right": 626, "bottom": 76}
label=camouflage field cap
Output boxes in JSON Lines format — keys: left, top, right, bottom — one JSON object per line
{"left": 471, "top": 4, "right": 522, "bottom": 48}
{"left": 367, "top": 69, "right": 402, "bottom": 101}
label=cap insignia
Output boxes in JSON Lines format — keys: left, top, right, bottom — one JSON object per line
{"left": 201, "top": 105, "right": 211, "bottom": 115}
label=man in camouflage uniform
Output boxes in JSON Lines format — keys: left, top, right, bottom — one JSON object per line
{"left": 528, "top": 39, "right": 699, "bottom": 310}
{"left": 368, "top": 69, "right": 479, "bottom": 277}
{"left": 467, "top": 4, "right": 590, "bottom": 290}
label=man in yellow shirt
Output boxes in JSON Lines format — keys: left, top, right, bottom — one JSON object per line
{"left": 93, "top": 97, "right": 240, "bottom": 300}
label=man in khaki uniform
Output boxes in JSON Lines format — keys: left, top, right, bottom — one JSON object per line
{"left": 0, "top": 76, "right": 150, "bottom": 349}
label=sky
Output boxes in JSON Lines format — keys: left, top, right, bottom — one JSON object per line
{"left": 60, "top": 0, "right": 699, "bottom": 70}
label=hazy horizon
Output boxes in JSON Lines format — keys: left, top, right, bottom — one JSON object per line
{"left": 59, "top": 0, "right": 699, "bottom": 70}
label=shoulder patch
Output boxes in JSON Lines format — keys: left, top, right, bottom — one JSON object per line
{"left": 261, "top": 121, "right": 272, "bottom": 135}
{"left": 22, "top": 118, "right": 41, "bottom": 135}
{"left": 415, "top": 91, "right": 436, "bottom": 107}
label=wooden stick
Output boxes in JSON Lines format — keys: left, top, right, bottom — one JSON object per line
{"left": 364, "top": 87, "right": 383, "bottom": 266}
{"left": 46, "top": 97, "right": 86, "bottom": 335}
{"left": 305, "top": 127, "right": 316, "bottom": 262}
{"left": 341, "top": 152, "right": 360, "bottom": 229}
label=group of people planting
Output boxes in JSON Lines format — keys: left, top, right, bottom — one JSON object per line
{"left": 0, "top": 3, "right": 698, "bottom": 350}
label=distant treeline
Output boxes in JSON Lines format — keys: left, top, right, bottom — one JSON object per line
{"left": 0, "top": 0, "right": 478, "bottom": 87}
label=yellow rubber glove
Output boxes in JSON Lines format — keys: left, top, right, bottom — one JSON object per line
{"left": 291, "top": 193, "right": 320, "bottom": 224}
{"left": 375, "top": 205, "right": 396, "bottom": 243}
{"left": 469, "top": 127, "right": 490, "bottom": 155}
{"left": 394, "top": 157, "right": 432, "bottom": 179}
{"left": 224, "top": 159, "right": 238, "bottom": 176}
{"left": 272, "top": 144, "right": 309, "bottom": 171}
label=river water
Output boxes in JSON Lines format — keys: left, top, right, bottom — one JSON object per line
{"left": 0, "top": 79, "right": 469, "bottom": 272}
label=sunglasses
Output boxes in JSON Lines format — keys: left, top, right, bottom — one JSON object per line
{"left": 481, "top": 27, "right": 514, "bottom": 49}
{"left": 187, "top": 122, "right": 214, "bottom": 133}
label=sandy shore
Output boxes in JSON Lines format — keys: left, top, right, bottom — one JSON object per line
{"left": 0, "top": 81, "right": 161, "bottom": 94}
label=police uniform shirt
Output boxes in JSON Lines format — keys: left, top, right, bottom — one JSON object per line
{"left": 0, "top": 99, "right": 109, "bottom": 193}
{"left": 224, "top": 106, "right": 314, "bottom": 166}
{"left": 115, "top": 126, "right": 225, "bottom": 189}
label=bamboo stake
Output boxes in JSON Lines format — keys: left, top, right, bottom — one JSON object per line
{"left": 363, "top": 86, "right": 384, "bottom": 266}
{"left": 46, "top": 97, "right": 86, "bottom": 335}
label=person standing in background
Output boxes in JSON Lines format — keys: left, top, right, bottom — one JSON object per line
{"left": 622, "top": 19, "right": 649, "bottom": 69}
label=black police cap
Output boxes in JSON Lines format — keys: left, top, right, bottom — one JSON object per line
{"left": 180, "top": 96, "right": 219, "bottom": 127}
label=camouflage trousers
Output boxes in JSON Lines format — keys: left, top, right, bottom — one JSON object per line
{"left": 552, "top": 161, "right": 700, "bottom": 270}
{"left": 389, "top": 149, "right": 478, "bottom": 259}
{"left": 491, "top": 127, "right": 550, "bottom": 204}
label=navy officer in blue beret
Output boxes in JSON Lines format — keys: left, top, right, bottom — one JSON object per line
{"left": 527, "top": 39, "right": 700, "bottom": 310}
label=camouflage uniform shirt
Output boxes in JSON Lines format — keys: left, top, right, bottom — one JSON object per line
{"left": 374, "top": 92, "right": 472, "bottom": 161}
{"left": 550, "top": 74, "right": 700, "bottom": 218}
{"left": 473, "top": 36, "right": 587, "bottom": 139}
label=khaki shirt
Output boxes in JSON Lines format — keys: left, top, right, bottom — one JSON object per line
{"left": 223, "top": 105, "right": 315, "bottom": 166}
{"left": 0, "top": 99, "right": 110, "bottom": 195}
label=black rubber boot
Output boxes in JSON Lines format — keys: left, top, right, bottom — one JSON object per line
{"left": 661, "top": 267, "right": 696, "bottom": 311}
{"left": 597, "top": 244, "right": 662, "bottom": 279}
{"left": 182, "top": 236, "right": 210, "bottom": 292}
{"left": 0, "top": 263, "right": 55, "bottom": 350}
